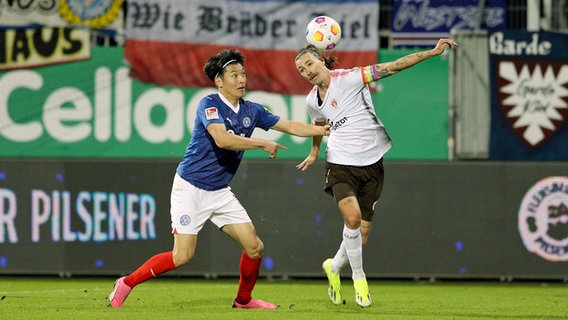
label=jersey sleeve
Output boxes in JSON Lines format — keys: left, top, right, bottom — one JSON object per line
{"left": 306, "top": 101, "right": 325, "bottom": 124}
{"left": 253, "top": 103, "right": 280, "bottom": 131}
{"left": 196, "top": 96, "right": 225, "bottom": 128}
{"left": 305, "top": 87, "right": 325, "bottom": 123}
{"left": 344, "top": 67, "right": 366, "bottom": 85}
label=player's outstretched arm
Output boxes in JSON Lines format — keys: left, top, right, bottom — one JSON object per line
{"left": 207, "top": 123, "right": 286, "bottom": 158}
{"left": 271, "top": 118, "right": 330, "bottom": 137}
{"left": 363, "top": 38, "right": 458, "bottom": 83}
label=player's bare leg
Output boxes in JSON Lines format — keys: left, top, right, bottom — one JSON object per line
{"left": 222, "top": 223, "right": 277, "bottom": 309}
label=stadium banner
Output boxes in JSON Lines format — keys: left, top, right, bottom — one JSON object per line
{"left": 124, "top": 0, "right": 378, "bottom": 94}
{"left": 0, "top": 26, "right": 90, "bottom": 71}
{"left": 391, "top": 0, "right": 507, "bottom": 47}
{"left": 488, "top": 31, "right": 568, "bottom": 160}
{"left": 0, "top": 0, "right": 124, "bottom": 30}
{"left": 0, "top": 46, "right": 314, "bottom": 159}
{"left": 0, "top": 159, "right": 566, "bottom": 278}
{"left": 0, "top": 46, "right": 450, "bottom": 160}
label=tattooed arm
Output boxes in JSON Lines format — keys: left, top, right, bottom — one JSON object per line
{"left": 361, "top": 38, "right": 458, "bottom": 83}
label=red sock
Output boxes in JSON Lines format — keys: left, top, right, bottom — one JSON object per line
{"left": 235, "top": 251, "right": 261, "bottom": 304}
{"left": 124, "top": 251, "right": 176, "bottom": 288}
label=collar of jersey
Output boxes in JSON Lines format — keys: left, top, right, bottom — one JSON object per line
{"left": 218, "top": 93, "right": 240, "bottom": 114}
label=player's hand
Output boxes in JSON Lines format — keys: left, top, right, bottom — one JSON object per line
{"left": 313, "top": 119, "right": 330, "bottom": 136}
{"left": 433, "top": 38, "right": 458, "bottom": 55}
{"left": 313, "top": 124, "right": 330, "bottom": 136}
{"left": 264, "top": 141, "right": 287, "bottom": 159}
{"left": 296, "top": 154, "right": 318, "bottom": 171}
{"left": 322, "top": 124, "right": 331, "bottom": 136}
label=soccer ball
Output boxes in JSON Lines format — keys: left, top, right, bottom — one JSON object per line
{"left": 305, "top": 16, "right": 342, "bottom": 50}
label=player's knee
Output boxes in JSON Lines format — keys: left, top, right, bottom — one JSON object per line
{"left": 173, "top": 250, "right": 194, "bottom": 267}
{"left": 344, "top": 217, "right": 361, "bottom": 229}
{"left": 244, "top": 239, "right": 264, "bottom": 259}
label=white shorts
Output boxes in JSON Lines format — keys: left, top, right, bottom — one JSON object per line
{"left": 170, "top": 173, "right": 251, "bottom": 235}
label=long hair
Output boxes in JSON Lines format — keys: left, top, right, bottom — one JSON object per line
{"left": 204, "top": 49, "right": 245, "bottom": 82}
{"left": 295, "top": 45, "right": 339, "bottom": 70}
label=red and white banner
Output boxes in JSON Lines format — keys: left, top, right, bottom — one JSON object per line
{"left": 124, "top": 0, "right": 379, "bottom": 94}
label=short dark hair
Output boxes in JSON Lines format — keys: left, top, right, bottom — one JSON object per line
{"left": 204, "top": 49, "right": 245, "bottom": 82}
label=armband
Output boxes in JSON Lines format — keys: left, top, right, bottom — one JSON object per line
{"left": 361, "top": 65, "right": 379, "bottom": 84}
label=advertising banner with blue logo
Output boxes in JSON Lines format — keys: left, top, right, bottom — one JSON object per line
{"left": 391, "top": 0, "right": 507, "bottom": 47}
{"left": 0, "top": 0, "right": 123, "bottom": 29}
{"left": 488, "top": 31, "right": 568, "bottom": 160}
{"left": 0, "top": 0, "right": 124, "bottom": 70}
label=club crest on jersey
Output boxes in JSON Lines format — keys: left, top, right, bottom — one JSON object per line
{"left": 243, "top": 117, "right": 252, "bottom": 128}
{"left": 331, "top": 99, "right": 339, "bottom": 109}
{"left": 180, "top": 214, "right": 191, "bottom": 226}
{"left": 518, "top": 176, "right": 568, "bottom": 262}
{"left": 205, "top": 107, "right": 219, "bottom": 120}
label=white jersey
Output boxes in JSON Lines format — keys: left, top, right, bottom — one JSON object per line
{"left": 306, "top": 67, "right": 392, "bottom": 166}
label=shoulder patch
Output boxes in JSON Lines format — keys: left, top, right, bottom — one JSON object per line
{"left": 205, "top": 107, "right": 219, "bottom": 120}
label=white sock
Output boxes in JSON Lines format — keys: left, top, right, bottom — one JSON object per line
{"left": 343, "top": 225, "right": 365, "bottom": 280}
{"left": 331, "top": 241, "right": 348, "bottom": 274}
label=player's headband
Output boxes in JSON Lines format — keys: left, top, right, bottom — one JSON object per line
{"left": 215, "top": 59, "right": 237, "bottom": 78}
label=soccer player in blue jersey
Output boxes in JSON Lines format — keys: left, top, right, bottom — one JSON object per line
{"left": 108, "top": 49, "right": 330, "bottom": 309}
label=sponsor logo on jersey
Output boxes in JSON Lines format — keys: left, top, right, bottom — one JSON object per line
{"left": 518, "top": 176, "right": 568, "bottom": 261}
{"left": 330, "top": 117, "right": 348, "bottom": 131}
{"left": 205, "top": 107, "right": 219, "bottom": 120}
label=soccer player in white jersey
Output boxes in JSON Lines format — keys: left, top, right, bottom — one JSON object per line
{"left": 108, "top": 49, "right": 329, "bottom": 309}
{"left": 294, "top": 38, "right": 457, "bottom": 308}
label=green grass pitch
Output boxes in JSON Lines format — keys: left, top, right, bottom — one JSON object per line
{"left": 0, "top": 277, "right": 567, "bottom": 320}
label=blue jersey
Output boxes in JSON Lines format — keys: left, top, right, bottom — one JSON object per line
{"left": 177, "top": 93, "right": 280, "bottom": 191}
